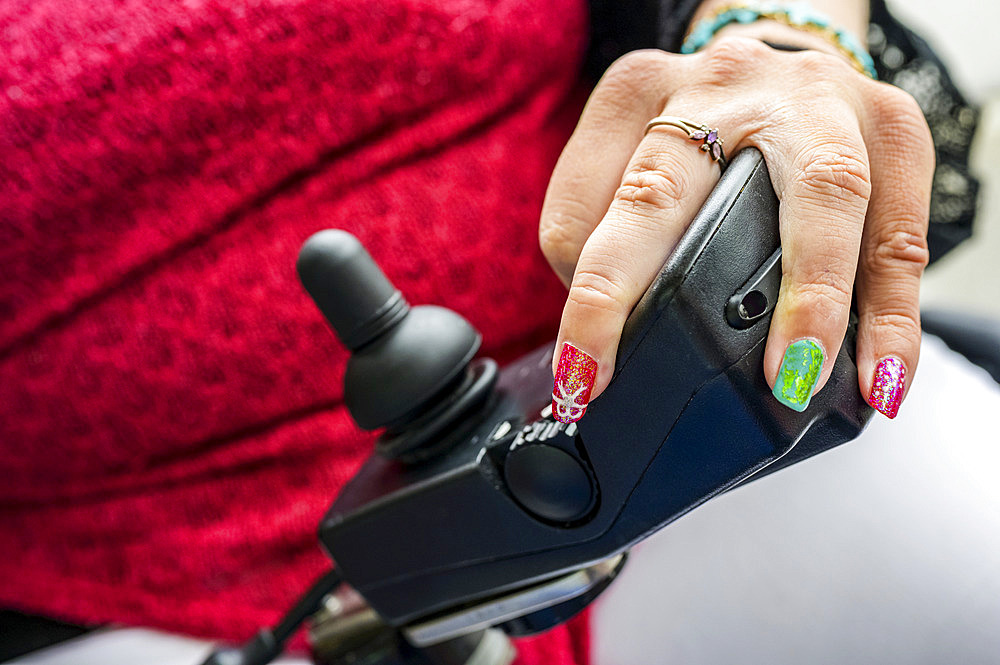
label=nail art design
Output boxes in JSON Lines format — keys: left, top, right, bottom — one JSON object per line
{"left": 869, "top": 356, "right": 906, "bottom": 419}
{"left": 772, "top": 339, "right": 824, "bottom": 412}
{"left": 552, "top": 342, "right": 598, "bottom": 424}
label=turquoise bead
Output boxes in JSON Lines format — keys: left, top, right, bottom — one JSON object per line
{"left": 681, "top": 2, "right": 877, "bottom": 80}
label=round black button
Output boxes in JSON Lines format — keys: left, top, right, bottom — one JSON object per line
{"left": 504, "top": 444, "right": 594, "bottom": 523}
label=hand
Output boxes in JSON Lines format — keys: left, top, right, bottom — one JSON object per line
{"left": 540, "top": 36, "right": 933, "bottom": 422}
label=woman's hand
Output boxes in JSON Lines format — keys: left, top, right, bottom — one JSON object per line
{"left": 540, "top": 36, "right": 933, "bottom": 423}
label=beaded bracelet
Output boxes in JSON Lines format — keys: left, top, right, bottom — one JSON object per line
{"left": 681, "top": 2, "right": 878, "bottom": 79}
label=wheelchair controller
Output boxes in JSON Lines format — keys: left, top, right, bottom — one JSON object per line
{"left": 293, "top": 148, "right": 874, "bottom": 664}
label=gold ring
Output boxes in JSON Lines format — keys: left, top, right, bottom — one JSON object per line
{"left": 645, "top": 115, "right": 728, "bottom": 171}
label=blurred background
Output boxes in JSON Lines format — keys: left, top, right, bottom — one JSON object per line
{"left": 901, "top": 0, "right": 1000, "bottom": 316}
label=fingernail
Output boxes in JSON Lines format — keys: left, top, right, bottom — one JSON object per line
{"left": 552, "top": 342, "right": 598, "bottom": 424}
{"left": 869, "top": 356, "right": 906, "bottom": 419}
{"left": 772, "top": 339, "right": 825, "bottom": 412}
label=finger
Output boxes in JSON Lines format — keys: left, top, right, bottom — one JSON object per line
{"left": 760, "top": 107, "right": 871, "bottom": 412}
{"left": 550, "top": 113, "right": 735, "bottom": 423}
{"left": 539, "top": 50, "right": 682, "bottom": 287}
{"left": 854, "top": 85, "right": 933, "bottom": 418}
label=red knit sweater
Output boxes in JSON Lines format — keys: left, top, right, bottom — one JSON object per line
{"left": 0, "top": 0, "right": 590, "bottom": 661}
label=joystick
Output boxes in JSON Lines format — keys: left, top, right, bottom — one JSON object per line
{"left": 202, "top": 149, "right": 875, "bottom": 665}
{"left": 297, "top": 230, "right": 497, "bottom": 461}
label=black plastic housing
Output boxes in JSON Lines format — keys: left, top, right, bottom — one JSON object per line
{"left": 316, "top": 149, "right": 873, "bottom": 627}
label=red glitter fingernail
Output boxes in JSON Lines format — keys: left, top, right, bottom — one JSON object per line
{"left": 552, "top": 342, "right": 598, "bottom": 424}
{"left": 868, "top": 356, "right": 906, "bottom": 419}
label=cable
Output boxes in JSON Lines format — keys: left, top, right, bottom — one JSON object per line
{"left": 198, "top": 568, "right": 343, "bottom": 665}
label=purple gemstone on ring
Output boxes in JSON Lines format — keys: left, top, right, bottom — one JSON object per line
{"left": 690, "top": 130, "right": 707, "bottom": 140}
{"left": 711, "top": 141, "right": 722, "bottom": 160}
{"left": 707, "top": 129, "right": 718, "bottom": 143}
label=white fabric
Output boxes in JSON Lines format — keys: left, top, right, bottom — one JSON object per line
{"left": 7, "top": 627, "right": 310, "bottom": 665}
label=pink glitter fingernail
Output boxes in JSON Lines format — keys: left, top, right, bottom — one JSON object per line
{"left": 868, "top": 356, "right": 906, "bottom": 419}
{"left": 552, "top": 342, "right": 598, "bottom": 424}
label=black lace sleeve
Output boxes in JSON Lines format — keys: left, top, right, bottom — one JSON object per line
{"left": 867, "top": 0, "right": 979, "bottom": 262}
{"left": 585, "top": 0, "right": 981, "bottom": 263}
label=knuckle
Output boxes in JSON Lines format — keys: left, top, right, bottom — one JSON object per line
{"left": 789, "top": 251, "right": 856, "bottom": 313}
{"left": 615, "top": 156, "right": 691, "bottom": 213}
{"left": 567, "top": 268, "right": 630, "bottom": 319}
{"left": 698, "top": 37, "right": 770, "bottom": 81}
{"left": 794, "top": 49, "right": 855, "bottom": 82}
{"left": 607, "top": 49, "right": 672, "bottom": 76}
{"left": 538, "top": 211, "right": 583, "bottom": 273}
{"left": 867, "top": 310, "right": 922, "bottom": 351}
{"left": 794, "top": 276, "right": 854, "bottom": 315}
{"left": 873, "top": 85, "right": 935, "bottom": 163}
{"left": 599, "top": 49, "right": 673, "bottom": 99}
{"left": 870, "top": 310, "right": 921, "bottom": 337}
{"left": 796, "top": 146, "right": 872, "bottom": 208}
{"left": 813, "top": 266, "right": 856, "bottom": 306}
{"left": 869, "top": 226, "right": 930, "bottom": 275}
{"left": 874, "top": 84, "right": 924, "bottom": 125}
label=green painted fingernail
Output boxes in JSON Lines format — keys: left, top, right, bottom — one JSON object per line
{"left": 773, "top": 339, "right": 824, "bottom": 412}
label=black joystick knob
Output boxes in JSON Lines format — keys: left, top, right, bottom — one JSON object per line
{"left": 297, "top": 230, "right": 497, "bottom": 460}
{"left": 296, "top": 229, "right": 409, "bottom": 352}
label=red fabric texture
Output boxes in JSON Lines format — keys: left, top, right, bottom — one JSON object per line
{"left": 0, "top": 0, "right": 591, "bottom": 662}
